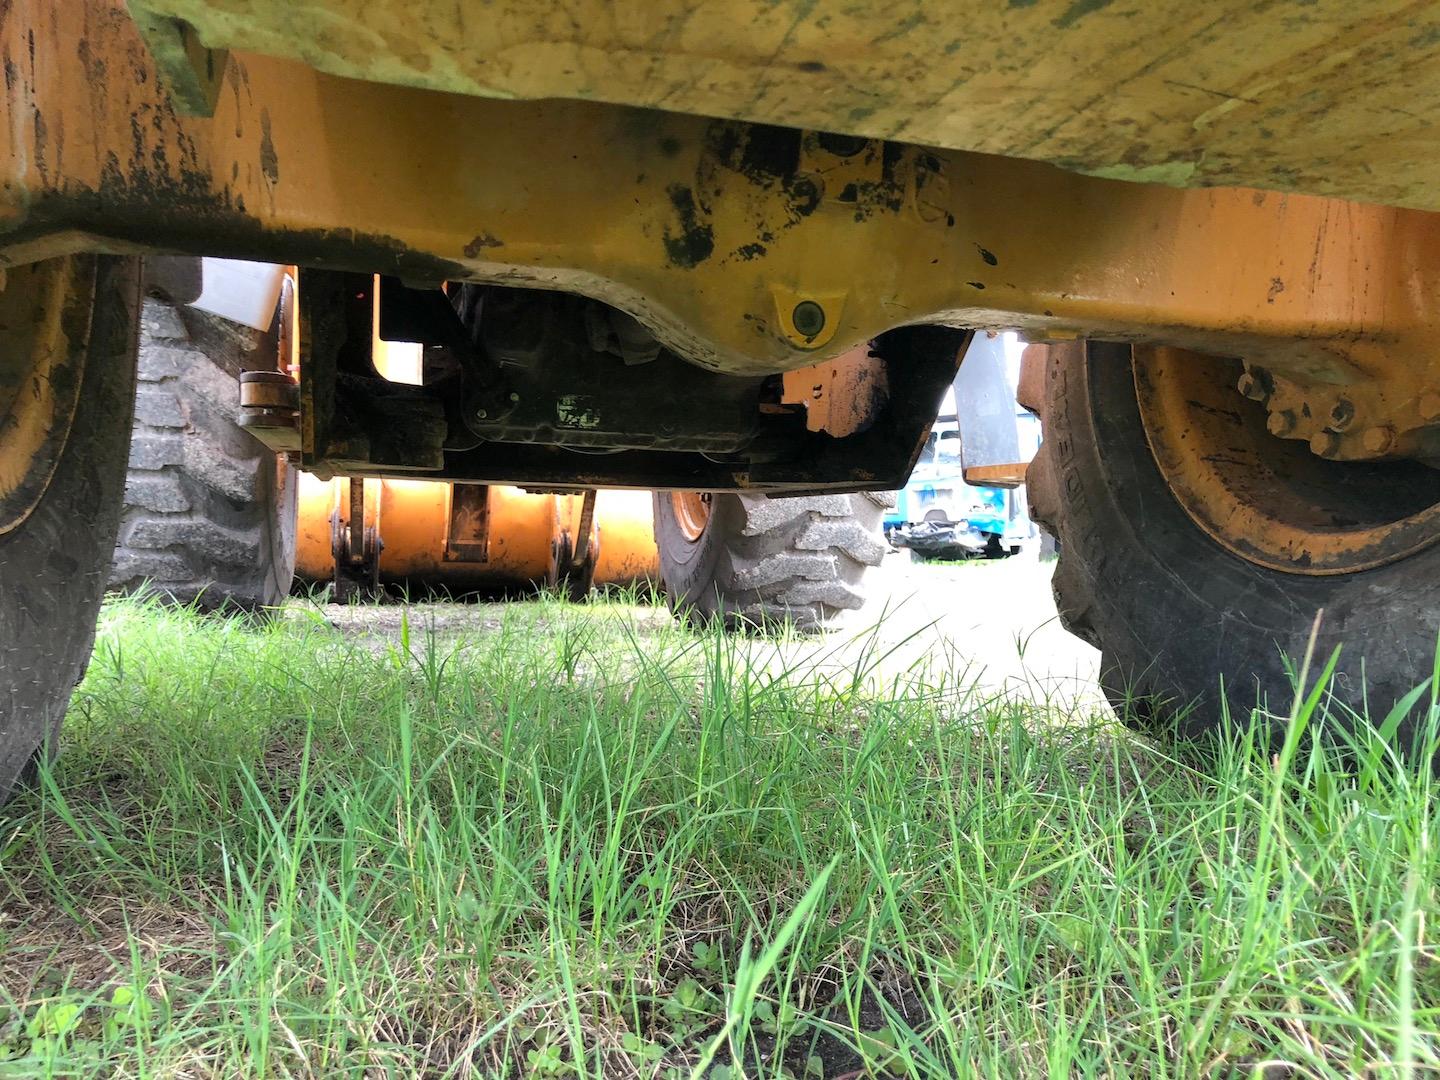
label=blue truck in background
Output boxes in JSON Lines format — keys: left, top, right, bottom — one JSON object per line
{"left": 885, "top": 333, "right": 1038, "bottom": 560}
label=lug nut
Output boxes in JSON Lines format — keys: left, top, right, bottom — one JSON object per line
{"left": 1420, "top": 391, "right": 1440, "bottom": 422}
{"left": 1309, "top": 430, "right": 1340, "bottom": 458}
{"left": 1240, "top": 365, "right": 1274, "bottom": 402}
{"left": 1267, "top": 409, "right": 1296, "bottom": 437}
{"left": 1327, "top": 397, "right": 1355, "bottom": 431}
{"left": 1237, "top": 371, "right": 1269, "bottom": 402}
{"left": 1362, "top": 425, "right": 1396, "bottom": 455}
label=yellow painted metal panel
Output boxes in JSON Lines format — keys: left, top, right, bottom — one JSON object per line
{"left": 131, "top": 0, "right": 1440, "bottom": 212}
{"left": 296, "top": 475, "right": 658, "bottom": 589}
{"left": 5, "top": 1, "right": 1440, "bottom": 463}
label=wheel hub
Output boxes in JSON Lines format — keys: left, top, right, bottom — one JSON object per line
{"left": 0, "top": 257, "right": 91, "bottom": 536}
{"left": 671, "top": 491, "right": 712, "bottom": 541}
{"left": 1133, "top": 345, "right": 1440, "bottom": 575}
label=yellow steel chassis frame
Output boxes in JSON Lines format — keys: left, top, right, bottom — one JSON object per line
{"left": 126, "top": 0, "right": 1440, "bottom": 214}
{"left": 5, "top": 2, "right": 1440, "bottom": 465}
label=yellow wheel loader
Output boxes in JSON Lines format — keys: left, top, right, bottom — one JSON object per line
{"left": 7, "top": 0, "right": 1440, "bottom": 796}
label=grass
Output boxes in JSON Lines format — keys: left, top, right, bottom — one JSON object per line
{"left": 0, "top": 588, "right": 1436, "bottom": 1077}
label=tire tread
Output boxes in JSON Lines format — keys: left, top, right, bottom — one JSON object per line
{"left": 109, "top": 299, "right": 295, "bottom": 612}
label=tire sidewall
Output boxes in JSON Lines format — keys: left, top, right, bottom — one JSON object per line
{"left": 652, "top": 491, "right": 744, "bottom": 617}
{"left": 0, "top": 256, "right": 139, "bottom": 798}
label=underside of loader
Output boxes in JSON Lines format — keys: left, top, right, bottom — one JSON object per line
{"left": 6, "top": 0, "right": 1440, "bottom": 797}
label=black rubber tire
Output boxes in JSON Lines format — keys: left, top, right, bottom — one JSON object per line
{"left": 109, "top": 299, "right": 297, "bottom": 612}
{"left": 652, "top": 492, "right": 891, "bottom": 630}
{"left": 0, "top": 256, "right": 140, "bottom": 802}
{"left": 1023, "top": 340, "right": 1440, "bottom": 745}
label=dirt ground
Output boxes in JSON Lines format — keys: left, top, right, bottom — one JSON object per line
{"left": 812, "top": 549, "right": 1102, "bottom": 706}
{"left": 318, "top": 549, "right": 1104, "bottom": 710}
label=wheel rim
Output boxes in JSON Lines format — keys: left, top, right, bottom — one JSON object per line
{"left": 670, "top": 491, "right": 712, "bottom": 542}
{"left": 1133, "top": 345, "right": 1440, "bottom": 575}
{"left": 0, "top": 257, "right": 92, "bottom": 536}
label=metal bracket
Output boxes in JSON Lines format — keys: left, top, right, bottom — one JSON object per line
{"left": 238, "top": 370, "right": 301, "bottom": 452}
{"left": 953, "top": 333, "right": 1023, "bottom": 482}
{"left": 331, "top": 478, "right": 382, "bottom": 600}
{"left": 549, "top": 488, "right": 600, "bottom": 600}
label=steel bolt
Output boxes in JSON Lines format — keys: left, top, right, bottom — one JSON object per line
{"left": 509, "top": 392, "right": 521, "bottom": 402}
{"left": 792, "top": 300, "right": 826, "bottom": 338}
{"left": 1362, "top": 425, "right": 1396, "bottom": 455}
{"left": 1267, "top": 409, "right": 1296, "bottom": 437}
{"left": 1327, "top": 397, "right": 1355, "bottom": 431}
{"left": 1309, "top": 430, "right": 1340, "bottom": 458}
{"left": 1420, "top": 392, "right": 1440, "bottom": 422}
{"left": 475, "top": 408, "right": 488, "bottom": 420}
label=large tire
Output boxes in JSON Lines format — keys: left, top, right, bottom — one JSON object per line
{"left": 109, "top": 299, "right": 297, "bottom": 612}
{"left": 1023, "top": 340, "right": 1440, "bottom": 745}
{"left": 1, "top": 256, "right": 140, "bottom": 802}
{"left": 652, "top": 491, "right": 890, "bottom": 630}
